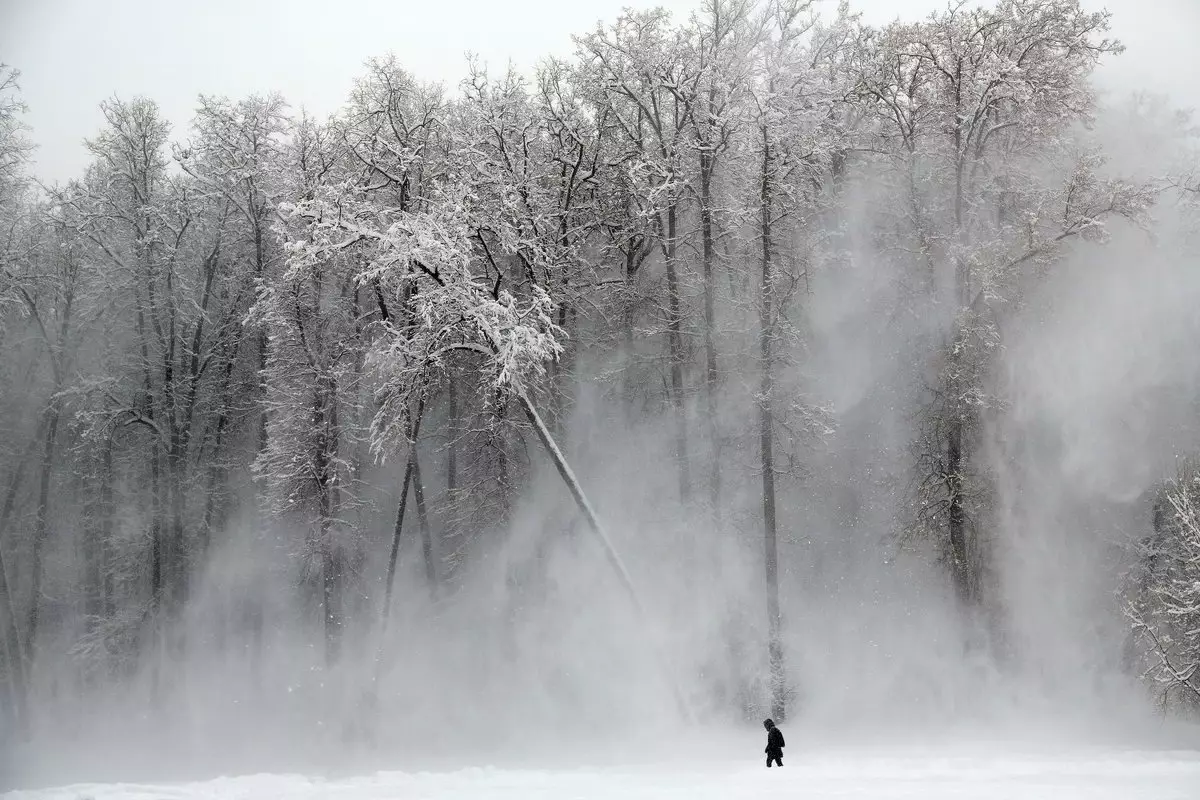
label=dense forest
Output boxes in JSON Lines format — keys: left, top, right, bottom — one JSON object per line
{"left": 1, "top": 0, "right": 1199, "bottom": 766}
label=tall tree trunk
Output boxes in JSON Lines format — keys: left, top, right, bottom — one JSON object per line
{"left": 201, "top": 333, "right": 240, "bottom": 556}
{"left": 161, "top": 252, "right": 184, "bottom": 617}
{"left": 381, "top": 403, "right": 424, "bottom": 633}
{"left": 200, "top": 409, "right": 230, "bottom": 557}
{"left": 149, "top": 443, "right": 164, "bottom": 606}
{"left": 515, "top": 387, "right": 691, "bottom": 720}
{"left": 760, "top": 128, "right": 786, "bottom": 722}
{"left": 24, "top": 404, "right": 61, "bottom": 677}
{"left": 0, "top": 431, "right": 36, "bottom": 733}
{"left": 100, "top": 436, "right": 115, "bottom": 620}
{"left": 82, "top": 495, "right": 104, "bottom": 631}
{"left": 946, "top": 419, "right": 971, "bottom": 604}
{"left": 249, "top": 232, "right": 270, "bottom": 678}
{"left": 134, "top": 272, "right": 165, "bottom": 614}
{"left": 372, "top": 399, "right": 427, "bottom": 695}
{"left": 166, "top": 443, "right": 186, "bottom": 613}
{"left": 517, "top": 388, "right": 638, "bottom": 607}
{"left": 0, "top": 539, "right": 27, "bottom": 734}
{"left": 147, "top": 437, "right": 167, "bottom": 705}
{"left": 622, "top": 246, "right": 640, "bottom": 417}
{"left": 411, "top": 446, "right": 437, "bottom": 599}
{"left": 165, "top": 243, "right": 219, "bottom": 619}
{"left": 163, "top": 440, "right": 189, "bottom": 671}
{"left": 446, "top": 371, "right": 458, "bottom": 495}
{"left": 548, "top": 301, "right": 572, "bottom": 438}
{"left": 246, "top": 211, "right": 269, "bottom": 685}
{"left": 320, "top": 508, "right": 342, "bottom": 666}
{"left": 664, "top": 202, "right": 690, "bottom": 504}
{"left": 947, "top": 147, "right": 974, "bottom": 608}
{"left": 699, "top": 147, "right": 722, "bottom": 513}
{"left": 317, "top": 375, "right": 343, "bottom": 666}
{"left": 254, "top": 220, "right": 270, "bottom": 457}
{"left": 496, "top": 398, "right": 512, "bottom": 526}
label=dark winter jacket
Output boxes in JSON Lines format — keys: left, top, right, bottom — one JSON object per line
{"left": 765, "top": 726, "right": 785, "bottom": 754}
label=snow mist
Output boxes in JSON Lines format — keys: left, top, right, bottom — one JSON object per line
{"left": 2, "top": 0, "right": 1199, "bottom": 791}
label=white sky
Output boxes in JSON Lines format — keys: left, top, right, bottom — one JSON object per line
{"left": 1, "top": 0, "right": 1197, "bottom": 184}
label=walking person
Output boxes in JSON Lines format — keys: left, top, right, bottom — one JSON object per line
{"left": 763, "top": 718, "right": 785, "bottom": 768}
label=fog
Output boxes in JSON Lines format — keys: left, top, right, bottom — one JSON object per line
{"left": 1, "top": 0, "right": 1200, "bottom": 793}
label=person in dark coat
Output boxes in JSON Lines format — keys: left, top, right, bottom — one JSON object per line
{"left": 763, "top": 718, "right": 785, "bottom": 767}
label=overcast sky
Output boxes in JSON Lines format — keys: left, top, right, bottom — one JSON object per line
{"left": 1, "top": 0, "right": 1196, "bottom": 184}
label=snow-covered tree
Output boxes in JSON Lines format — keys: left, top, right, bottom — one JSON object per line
{"left": 251, "top": 115, "right": 366, "bottom": 665}
{"left": 854, "top": 0, "right": 1152, "bottom": 608}
{"left": 177, "top": 93, "right": 289, "bottom": 462}
{"left": 0, "top": 65, "right": 34, "bottom": 724}
{"left": 1126, "top": 464, "right": 1200, "bottom": 711}
{"left": 576, "top": 10, "right": 701, "bottom": 503}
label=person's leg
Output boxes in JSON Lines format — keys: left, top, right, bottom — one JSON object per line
{"left": 766, "top": 755, "right": 773, "bottom": 768}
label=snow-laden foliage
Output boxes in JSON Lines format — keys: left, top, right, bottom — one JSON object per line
{"left": 1125, "top": 465, "right": 1200, "bottom": 710}
{"left": 274, "top": 180, "right": 564, "bottom": 457}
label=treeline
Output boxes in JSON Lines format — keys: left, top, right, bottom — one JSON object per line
{"left": 0, "top": 0, "right": 1197, "bottom": 737}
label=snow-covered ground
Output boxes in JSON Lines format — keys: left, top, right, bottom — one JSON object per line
{"left": 6, "top": 748, "right": 1200, "bottom": 800}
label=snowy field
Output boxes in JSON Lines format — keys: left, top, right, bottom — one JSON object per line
{"left": 6, "top": 748, "right": 1200, "bottom": 800}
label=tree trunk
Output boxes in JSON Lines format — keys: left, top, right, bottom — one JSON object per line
{"left": 548, "top": 300, "right": 573, "bottom": 438}
{"left": 446, "top": 371, "right": 458, "bottom": 495}
{"left": 380, "top": 400, "right": 425, "bottom": 634}
{"left": 149, "top": 442, "right": 164, "bottom": 607}
{"left": 517, "top": 389, "right": 637, "bottom": 604}
{"left": 371, "top": 400, "right": 428, "bottom": 694}
{"left": 700, "top": 147, "right": 722, "bottom": 513}
{"left": 0, "top": 432, "right": 33, "bottom": 731}
{"left": 0, "top": 426, "right": 40, "bottom": 716}
{"left": 161, "top": 256, "right": 184, "bottom": 618}
{"left": 166, "top": 443, "right": 186, "bottom": 614}
{"left": 254, "top": 221, "right": 270, "bottom": 457}
{"left": 320, "top": 509, "right": 342, "bottom": 666}
{"left": 760, "top": 128, "right": 787, "bottom": 722}
{"left": 496, "top": 398, "right": 512, "bottom": 525}
{"left": 0, "top": 539, "right": 27, "bottom": 734}
{"left": 148, "top": 440, "right": 166, "bottom": 704}
{"left": 201, "top": 335, "right": 240, "bottom": 555}
{"left": 663, "top": 202, "right": 690, "bottom": 504}
{"left": 946, "top": 418, "right": 971, "bottom": 605}
{"left": 516, "top": 387, "right": 690, "bottom": 720}
{"left": 622, "top": 246, "right": 639, "bottom": 417}
{"left": 24, "top": 405, "right": 61, "bottom": 677}
{"left": 947, "top": 141, "right": 975, "bottom": 608}
{"left": 411, "top": 446, "right": 437, "bottom": 600}
{"left": 0, "top": 556, "right": 26, "bottom": 703}
{"left": 100, "top": 436, "right": 115, "bottom": 621}
{"left": 82, "top": 492, "right": 104, "bottom": 632}
{"left": 200, "top": 407, "right": 230, "bottom": 557}
{"left": 165, "top": 245, "right": 220, "bottom": 619}
{"left": 317, "top": 375, "right": 343, "bottom": 666}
